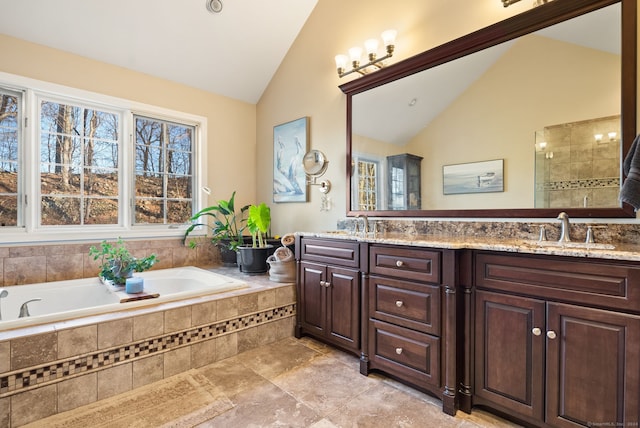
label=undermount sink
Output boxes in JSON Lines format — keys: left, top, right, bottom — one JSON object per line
{"left": 524, "top": 240, "right": 615, "bottom": 250}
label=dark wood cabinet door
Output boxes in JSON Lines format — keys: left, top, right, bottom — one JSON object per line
{"left": 299, "top": 261, "right": 326, "bottom": 335}
{"left": 474, "top": 290, "right": 545, "bottom": 420}
{"left": 546, "top": 303, "right": 640, "bottom": 428}
{"left": 326, "top": 266, "right": 360, "bottom": 352}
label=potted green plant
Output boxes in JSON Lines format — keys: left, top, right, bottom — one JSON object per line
{"left": 89, "top": 238, "right": 158, "bottom": 286}
{"left": 184, "top": 191, "right": 249, "bottom": 266}
{"left": 237, "top": 202, "right": 274, "bottom": 274}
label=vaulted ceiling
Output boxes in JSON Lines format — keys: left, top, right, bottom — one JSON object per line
{"left": 0, "top": 0, "right": 318, "bottom": 104}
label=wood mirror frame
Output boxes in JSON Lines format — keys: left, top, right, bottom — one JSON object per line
{"left": 340, "top": 0, "right": 637, "bottom": 218}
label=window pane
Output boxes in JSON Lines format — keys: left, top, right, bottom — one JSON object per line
{"left": 41, "top": 165, "right": 81, "bottom": 195}
{"left": 84, "top": 198, "right": 118, "bottom": 224}
{"left": 0, "top": 195, "right": 18, "bottom": 226}
{"left": 167, "top": 174, "right": 192, "bottom": 199}
{"left": 134, "top": 115, "right": 194, "bottom": 224}
{"left": 40, "top": 99, "right": 120, "bottom": 226}
{"left": 41, "top": 196, "right": 81, "bottom": 225}
{"left": 167, "top": 200, "right": 191, "bottom": 223}
{"left": 84, "top": 167, "right": 118, "bottom": 196}
{"left": 135, "top": 199, "right": 164, "bottom": 224}
{"left": 136, "top": 173, "right": 162, "bottom": 197}
{"left": 0, "top": 90, "right": 20, "bottom": 227}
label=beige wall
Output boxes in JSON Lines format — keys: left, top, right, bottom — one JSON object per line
{"left": 258, "top": 0, "right": 640, "bottom": 233}
{"left": 0, "top": 33, "right": 257, "bottom": 212}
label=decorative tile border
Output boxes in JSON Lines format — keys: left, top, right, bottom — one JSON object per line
{"left": 536, "top": 177, "right": 619, "bottom": 191}
{"left": 0, "top": 304, "right": 295, "bottom": 397}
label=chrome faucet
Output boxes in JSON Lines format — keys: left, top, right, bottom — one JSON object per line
{"left": 19, "top": 298, "right": 41, "bottom": 318}
{"left": 0, "top": 289, "right": 7, "bottom": 321}
{"left": 356, "top": 214, "right": 369, "bottom": 236}
{"left": 557, "top": 212, "right": 571, "bottom": 242}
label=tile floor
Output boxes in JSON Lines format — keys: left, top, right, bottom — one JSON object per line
{"left": 30, "top": 336, "right": 522, "bottom": 427}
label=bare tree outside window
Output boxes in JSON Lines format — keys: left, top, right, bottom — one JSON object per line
{"left": 0, "top": 90, "right": 20, "bottom": 226}
{"left": 134, "top": 116, "right": 194, "bottom": 224}
{"left": 40, "top": 100, "right": 120, "bottom": 225}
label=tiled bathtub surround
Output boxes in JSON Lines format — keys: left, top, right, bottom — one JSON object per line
{"left": 0, "top": 269, "right": 296, "bottom": 427}
{"left": 338, "top": 218, "right": 640, "bottom": 246}
{"left": 0, "top": 237, "right": 218, "bottom": 287}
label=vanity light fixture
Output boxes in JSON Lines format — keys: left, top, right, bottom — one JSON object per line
{"left": 502, "top": 0, "right": 551, "bottom": 7}
{"left": 595, "top": 133, "right": 604, "bottom": 143}
{"left": 608, "top": 131, "right": 618, "bottom": 142}
{"left": 335, "top": 30, "right": 397, "bottom": 78}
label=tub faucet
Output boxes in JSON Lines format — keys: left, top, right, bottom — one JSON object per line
{"left": 557, "top": 211, "right": 571, "bottom": 242}
{"left": 0, "top": 289, "right": 7, "bottom": 321}
{"left": 19, "top": 298, "right": 42, "bottom": 318}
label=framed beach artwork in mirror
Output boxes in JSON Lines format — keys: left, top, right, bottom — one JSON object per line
{"left": 273, "top": 117, "right": 309, "bottom": 203}
{"left": 443, "top": 159, "right": 504, "bottom": 195}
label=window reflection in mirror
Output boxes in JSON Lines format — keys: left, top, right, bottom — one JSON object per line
{"left": 350, "top": 2, "right": 624, "bottom": 214}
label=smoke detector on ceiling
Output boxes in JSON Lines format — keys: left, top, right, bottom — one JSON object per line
{"left": 206, "top": 0, "right": 223, "bottom": 13}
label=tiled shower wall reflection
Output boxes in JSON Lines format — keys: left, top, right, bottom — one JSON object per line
{"left": 0, "top": 237, "right": 217, "bottom": 286}
{"left": 535, "top": 115, "right": 621, "bottom": 208}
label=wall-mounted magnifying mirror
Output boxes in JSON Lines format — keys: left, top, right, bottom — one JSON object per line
{"left": 303, "top": 150, "right": 331, "bottom": 193}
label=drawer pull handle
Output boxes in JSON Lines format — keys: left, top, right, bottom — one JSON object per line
{"left": 532, "top": 327, "right": 541, "bottom": 336}
{"left": 546, "top": 330, "right": 557, "bottom": 340}
{"left": 395, "top": 300, "right": 404, "bottom": 308}
{"left": 395, "top": 347, "right": 403, "bottom": 355}
{"left": 396, "top": 260, "right": 404, "bottom": 267}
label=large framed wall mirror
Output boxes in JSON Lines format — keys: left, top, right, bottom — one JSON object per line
{"left": 341, "top": 0, "right": 637, "bottom": 218}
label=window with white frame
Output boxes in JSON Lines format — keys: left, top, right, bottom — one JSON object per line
{"left": 0, "top": 75, "right": 204, "bottom": 239}
{"left": 0, "top": 88, "right": 21, "bottom": 227}
{"left": 134, "top": 115, "right": 194, "bottom": 224}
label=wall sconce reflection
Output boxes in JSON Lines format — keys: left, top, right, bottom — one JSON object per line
{"left": 594, "top": 132, "right": 618, "bottom": 143}
{"left": 335, "top": 30, "right": 396, "bottom": 78}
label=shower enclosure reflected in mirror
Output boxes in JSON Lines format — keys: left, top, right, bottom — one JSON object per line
{"left": 341, "top": 0, "right": 636, "bottom": 218}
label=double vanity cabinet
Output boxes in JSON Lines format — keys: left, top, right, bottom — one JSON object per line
{"left": 294, "top": 234, "right": 640, "bottom": 427}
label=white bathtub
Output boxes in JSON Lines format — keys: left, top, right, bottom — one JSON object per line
{"left": 0, "top": 266, "right": 249, "bottom": 331}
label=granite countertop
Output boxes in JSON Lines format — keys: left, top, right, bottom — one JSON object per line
{"left": 298, "top": 231, "right": 640, "bottom": 262}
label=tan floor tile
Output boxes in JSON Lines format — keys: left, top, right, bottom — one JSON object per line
{"left": 195, "top": 381, "right": 321, "bottom": 427}
{"left": 270, "top": 352, "right": 379, "bottom": 415}
{"left": 234, "top": 336, "right": 323, "bottom": 379}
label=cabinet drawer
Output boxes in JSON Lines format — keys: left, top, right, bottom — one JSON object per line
{"left": 299, "top": 238, "right": 360, "bottom": 268}
{"left": 476, "top": 252, "right": 640, "bottom": 312}
{"left": 369, "top": 319, "right": 440, "bottom": 388}
{"left": 370, "top": 245, "right": 441, "bottom": 284}
{"left": 369, "top": 275, "right": 440, "bottom": 335}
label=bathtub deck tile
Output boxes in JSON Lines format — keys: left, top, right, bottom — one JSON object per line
{"left": 97, "top": 318, "right": 133, "bottom": 348}
{"left": 10, "top": 331, "right": 57, "bottom": 371}
{"left": 57, "top": 372, "right": 97, "bottom": 413}
{"left": 132, "top": 354, "right": 164, "bottom": 388}
{"left": 192, "top": 300, "right": 217, "bottom": 327}
{"left": 0, "top": 341, "right": 9, "bottom": 373}
{"left": 164, "top": 306, "right": 192, "bottom": 333}
{"left": 97, "top": 362, "right": 132, "bottom": 400}
{"left": 133, "top": 312, "right": 164, "bottom": 341}
{"left": 57, "top": 325, "right": 97, "bottom": 359}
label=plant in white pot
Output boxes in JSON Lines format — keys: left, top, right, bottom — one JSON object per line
{"left": 237, "top": 202, "right": 273, "bottom": 274}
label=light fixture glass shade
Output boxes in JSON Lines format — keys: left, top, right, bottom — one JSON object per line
{"left": 364, "top": 38, "right": 379, "bottom": 56}
{"left": 348, "top": 46, "right": 363, "bottom": 63}
{"left": 608, "top": 131, "right": 618, "bottom": 140}
{"left": 335, "top": 54, "right": 348, "bottom": 70}
{"left": 381, "top": 30, "right": 397, "bottom": 47}
{"left": 594, "top": 133, "right": 603, "bottom": 142}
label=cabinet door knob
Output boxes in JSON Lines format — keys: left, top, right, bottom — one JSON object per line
{"left": 319, "top": 280, "right": 326, "bottom": 287}
{"left": 546, "top": 330, "right": 557, "bottom": 340}
{"left": 532, "top": 327, "right": 542, "bottom": 336}
{"left": 396, "top": 260, "right": 404, "bottom": 267}
{"left": 395, "top": 347, "right": 403, "bottom": 355}
{"left": 396, "top": 300, "right": 404, "bottom": 308}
